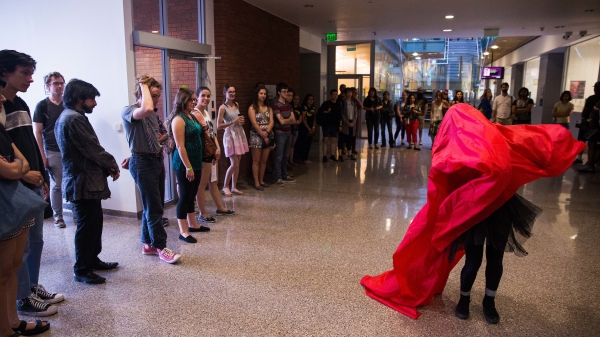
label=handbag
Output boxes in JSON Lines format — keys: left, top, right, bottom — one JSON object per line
{"left": 261, "top": 130, "right": 275, "bottom": 149}
{"left": 0, "top": 179, "right": 48, "bottom": 240}
{"left": 201, "top": 127, "right": 217, "bottom": 158}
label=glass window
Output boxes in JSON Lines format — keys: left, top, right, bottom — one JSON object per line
{"left": 133, "top": 0, "right": 161, "bottom": 34}
{"left": 524, "top": 58, "right": 540, "bottom": 104}
{"left": 167, "top": 0, "right": 199, "bottom": 42}
{"left": 374, "top": 42, "right": 400, "bottom": 100}
{"left": 335, "top": 43, "right": 371, "bottom": 75}
{"left": 564, "top": 36, "right": 600, "bottom": 111}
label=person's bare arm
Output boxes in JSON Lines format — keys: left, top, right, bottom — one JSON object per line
{"left": 32, "top": 122, "right": 47, "bottom": 168}
{"left": 131, "top": 83, "right": 155, "bottom": 120}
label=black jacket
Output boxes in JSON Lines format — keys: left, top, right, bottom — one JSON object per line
{"left": 55, "top": 109, "right": 119, "bottom": 201}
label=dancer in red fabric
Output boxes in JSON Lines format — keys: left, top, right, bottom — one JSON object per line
{"left": 361, "top": 104, "right": 586, "bottom": 322}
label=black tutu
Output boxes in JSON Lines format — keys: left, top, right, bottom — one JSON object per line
{"left": 448, "top": 193, "right": 542, "bottom": 262}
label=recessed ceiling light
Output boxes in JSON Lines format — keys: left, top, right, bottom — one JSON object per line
{"left": 443, "top": 29, "right": 452, "bottom": 32}
{"left": 151, "top": 30, "right": 159, "bottom": 33}
{"left": 502, "top": 39, "right": 507, "bottom": 42}
{"left": 483, "top": 51, "right": 490, "bottom": 55}
{"left": 304, "top": 4, "right": 314, "bottom": 7}
{"left": 445, "top": 15, "right": 454, "bottom": 19}
{"left": 412, "top": 52, "right": 418, "bottom": 56}
{"left": 491, "top": 45, "right": 499, "bottom": 49}
{"left": 412, "top": 38, "right": 418, "bottom": 41}
{"left": 554, "top": 25, "right": 565, "bottom": 28}
{"left": 328, "top": 21, "right": 336, "bottom": 23}
{"left": 584, "top": 9, "right": 594, "bottom": 12}
{"left": 415, "top": 57, "right": 421, "bottom": 60}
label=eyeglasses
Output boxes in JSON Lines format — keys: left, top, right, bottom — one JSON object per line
{"left": 151, "top": 94, "right": 162, "bottom": 99}
{"left": 50, "top": 82, "right": 65, "bottom": 86}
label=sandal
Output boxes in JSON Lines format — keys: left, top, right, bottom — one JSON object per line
{"left": 13, "top": 320, "right": 50, "bottom": 336}
{"left": 254, "top": 185, "right": 264, "bottom": 191}
{"left": 221, "top": 188, "right": 232, "bottom": 197}
{"left": 231, "top": 189, "right": 244, "bottom": 195}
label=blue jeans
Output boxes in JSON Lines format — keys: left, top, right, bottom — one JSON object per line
{"left": 17, "top": 186, "right": 44, "bottom": 299}
{"left": 273, "top": 131, "right": 291, "bottom": 180}
{"left": 130, "top": 155, "right": 167, "bottom": 250}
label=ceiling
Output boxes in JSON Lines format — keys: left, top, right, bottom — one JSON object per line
{"left": 244, "top": 0, "right": 600, "bottom": 41}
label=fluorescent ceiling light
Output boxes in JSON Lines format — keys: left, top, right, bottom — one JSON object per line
{"left": 483, "top": 51, "right": 490, "bottom": 55}
{"left": 443, "top": 29, "right": 452, "bottom": 32}
{"left": 491, "top": 45, "right": 499, "bottom": 49}
{"left": 445, "top": 15, "right": 454, "bottom": 19}
{"left": 415, "top": 56, "right": 421, "bottom": 60}
{"left": 412, "top": 52, "right": 418, "bottom": 56}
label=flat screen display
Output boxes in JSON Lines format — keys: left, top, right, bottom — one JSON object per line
{"left": 481, "top": 67, "right": 504, "bottom": 79}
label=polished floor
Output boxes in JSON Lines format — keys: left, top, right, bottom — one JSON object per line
{"left": 33, "top": 136, "right": 600, "bottom": 336}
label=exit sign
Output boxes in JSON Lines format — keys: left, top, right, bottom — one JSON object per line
{"left": 326, "top": 33, "right": 337, "bottom": 42}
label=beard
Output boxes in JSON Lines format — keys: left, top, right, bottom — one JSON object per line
{"left": 82, "top": 102, "right": 95, "bottom": 113}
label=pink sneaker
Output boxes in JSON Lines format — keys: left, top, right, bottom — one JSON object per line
{"left": 158, "top": 248, "right": 181, "bottom": 264}
{"left": 142, "top": 243, "right": 158, "bottom": 255}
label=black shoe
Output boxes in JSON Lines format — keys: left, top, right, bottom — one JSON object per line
{"left": 338, "top": 155, "right": 344, "bottom": 162}
{"left": 188, "top": 226, "right": 210, "bottom": 232}
{"left": 455, "top": 295, "right": 470, "bottom": 320}
{"left": 482, "top": 295, "right": 500, "bottom": 324}
{"left": 329, "top": 155, "right": 338, "bottom": 162}
{"left": 162, "top": 217, "right": 169, "bottom": 227}
{"left": 322, "top": 156, "right": 328, "bottom": 162}
{"left": 93, "top": 261, "right": 118, "bottom": 271}
{"left": 74, "top": 272, "right": 106, "bottom": 284}
{"left": 216, "top": 209, "right": 235, "bottom": 216}
{"left": 381, "top": 143, "right": 387, "bottom": 147}
{"left": 260, "top": 183, "right": 270, "bottom": 188}
{"left": 179, "top": 234, "right": 198, "bottom": 243}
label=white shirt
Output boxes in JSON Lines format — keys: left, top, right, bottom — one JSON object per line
{"left": 492, "top": 94, "right": 513, "bottom": 119}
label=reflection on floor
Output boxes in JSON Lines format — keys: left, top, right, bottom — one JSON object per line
{"left": 36, "top": 138, "right": 600, "bottom": 336}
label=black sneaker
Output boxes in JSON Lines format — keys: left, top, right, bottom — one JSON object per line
{"left": 32, "top": 285, "right": 64, "bottom": 304}
{"left": 162, "top": 217, "right": 169, "bottom": 227}
{"left": 275, "top": 179, "right": 285, "bottom": 186}
{"left": 455, "top": 295, "right": 470, "bottom": 320}
{"left": 198, "top": 215, "right": 216, "bottom": 222}
{"left": 74, "top": 272, "right": 106, "bottom": 285}
{"left": 482, "top": 295, "right": 500, "bottom": 324}
{"left": 322, "top": 156, "right": 328, "bottom": 162}
{"left": 216, "top": 209, "right": 235, "bottom": 216}
{"left": 17, "top": 294, "right": 58, "bottom": 316}
{"left": 329, "top": 155, "right": 338, "bottom": 162}
{"left": 283, "top": 176, "right": 296, "bottom": 183}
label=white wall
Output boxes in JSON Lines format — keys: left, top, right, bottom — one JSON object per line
{"left": 204, "top": 0, "right": 217, "bottom": 100}
{"left": 2, "top": 0, "right": 138, "bottom": 213}
{"left": 300, "top": 30, "right": 322, "bottom": 54}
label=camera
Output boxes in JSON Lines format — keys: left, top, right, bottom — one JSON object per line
{"left": 563, "top": 32, "right": 572, "bottom": 40}
{"left": 579, "top": 31, "right": 587, "bottom": 37}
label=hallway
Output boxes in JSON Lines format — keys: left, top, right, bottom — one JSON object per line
{"left": 36, "top": 139, "right": 600, "bottom": 336}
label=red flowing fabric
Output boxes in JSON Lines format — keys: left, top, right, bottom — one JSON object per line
{"left": 361, "top": 104, "right": 586, "bottom": 319}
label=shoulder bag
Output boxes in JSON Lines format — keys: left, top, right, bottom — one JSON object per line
{"left": 0, "top": 179, "right": 48, "bottom": 240}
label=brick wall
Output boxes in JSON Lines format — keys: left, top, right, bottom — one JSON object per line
{"left": 214, "top": 0, "right": 300, "bottom": 182}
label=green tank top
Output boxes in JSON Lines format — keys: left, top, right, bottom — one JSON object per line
{"left": 172, "top": 113, "right": 203, "bottom": 171}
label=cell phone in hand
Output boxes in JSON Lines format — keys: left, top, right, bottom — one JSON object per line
{"left": 238, "top": 113, "right": 243, "bottom": 117}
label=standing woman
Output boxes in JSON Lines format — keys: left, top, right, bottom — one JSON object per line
{"left": 394, "top": 90, "right": 408, "bottom": 147}
{"left": 248, "top": 86, "right": 274, "bottom": 190}
{"left": 552, "top": 91, "right": 574, "bottom": 129}
{"left": 380, "top": 91, "right": 395, "bottom": 147}
{"left": 289, "top": 94, "right": 303, "bottom": 166}
{"left": 218, "top": 84, "right": 249, "bottom": 196}
{"left": 166, "top": 88, "right": 205, "bottom": 244}
{"left": 430, "top": 90, "right": 449, "bottom": 146}
{"left": 299, "top": 94, "right": 316, "bottom": 164}
{"left": 363, "top": 88, "right": 383, "bottom": 149}
{"left": 403, "top": 94, "right": 421, "bottom": 150}
{"left": 192, "top": 87, "right": 234, "bottom": 224}
{"left": 479, "top": 88, "right": 493, "bottom": 120}
{"left": 450, "top": 90, "right": 465, "bottom": 106}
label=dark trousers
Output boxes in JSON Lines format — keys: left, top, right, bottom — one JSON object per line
{"left": 460, "top": 243, "right": 505, "bottom": 293}
{"left": 380, "top": 118, "right": 393, "bottom": 145}
{"left": 394, "top": 116, "right": 404, "bottom": 142}
{"left": 366, "top": 114, "right": 380, "bottom": 145}
{"left": 130, "top": 155, "right": 168, "bottom": 249}
{"left": 175, "top": 169, "right": 201, "bottom": 219}
{"left": 298, "top": 128, "right": 314, "bottom": 161}
{"left": 72, "top": 199, "right": 103, "bottom": 275}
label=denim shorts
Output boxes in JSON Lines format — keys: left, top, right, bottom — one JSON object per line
{"left": 322, "top": 124, "right": 338, "bottom": 137}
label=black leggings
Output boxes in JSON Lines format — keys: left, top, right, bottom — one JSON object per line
{"left": 460, "top": 243, "right": 505, "bottom": 293}
{"left": 175, "top": 169, "right": 201, "bottom": 219}
{"left": 394, "top": 116, "right": 404, "bottom": 141}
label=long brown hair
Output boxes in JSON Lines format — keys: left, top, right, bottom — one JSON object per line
{"left": 165, "top": 87, "right": 194, "bottom": 139}
{"left": 251, "top": 86, "right": 269, "bottom": 116}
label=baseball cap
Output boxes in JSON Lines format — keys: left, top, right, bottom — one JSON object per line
{"left": 443, "top": 89, "right": 449, "bottom": 94}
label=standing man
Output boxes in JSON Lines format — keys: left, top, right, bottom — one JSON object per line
{"left": 415, "top": 87, "right": 428, "bottom": 147}
{"left": 0, "top": 49, "right": 63, "bottom": 316}
{"left": 577, "top": 82, "right": 600, "bottom": 172}
{"left": 492, "top": 82, "right": 514, "bottom": 126}
{"left": 121, "top": 75, "right": 181, "bottom": 264}
{"left": 272, "top": 82, "right": 296, "bottom": 186}
{"left": 55, "top": 79, "right": 120, "bottom": 284}
{"left": 33, "top": 72, "right": 67, "bottom": 228}
{"left": 317, "top": 89, "right": 343, "bottom": 162}
{"left": 511, "top": 87, "right": 534, "bottom": 125}
{"left": 339, "top": 84, "right": 347, "bottom": 101}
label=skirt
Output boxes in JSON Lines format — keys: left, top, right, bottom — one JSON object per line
{"left": 223, "top": 124, "right": 249, "bottom": 157}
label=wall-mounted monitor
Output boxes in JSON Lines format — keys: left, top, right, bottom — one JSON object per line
{"left": 481, "top": 67, "right": 504, "bottom": 79}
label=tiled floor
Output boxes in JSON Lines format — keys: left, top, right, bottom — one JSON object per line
{"left": 33, "top": 138, "right": 600, "bottom": 336}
